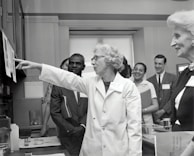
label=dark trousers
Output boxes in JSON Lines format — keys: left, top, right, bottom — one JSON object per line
{"left": 59, "top": 134, "right": 84, "bottom": 156}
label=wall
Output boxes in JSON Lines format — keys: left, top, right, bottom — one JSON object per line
{"left": 143, "top": 26, "right": 187, "bottom": 76}
{"left": 13, "top": 16, "right": 60, "bottom": 127}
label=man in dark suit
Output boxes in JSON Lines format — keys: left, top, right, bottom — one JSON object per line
{"left": 147, "top": 54, "right": 177, "bottom": 124}
{"left": 50, "top": 53, "right": 88, "bottom": 156}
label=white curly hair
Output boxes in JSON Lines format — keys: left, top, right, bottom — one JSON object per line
{"left": 93, "top": 43, "right": 124, "bottom": 70}
{"left": 167, "top": 10, "right": 194, "bottom": 36}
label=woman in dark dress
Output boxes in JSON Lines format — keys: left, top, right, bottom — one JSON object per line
{"left": 167, "top": 10, "right": 194, "bottom": 132}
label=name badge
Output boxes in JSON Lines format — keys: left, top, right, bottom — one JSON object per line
{"left": 162, "top": 84, "right": 170, "bottom": 90}
{"left": 186, "top": 76, "right": 194, "bottom": 87}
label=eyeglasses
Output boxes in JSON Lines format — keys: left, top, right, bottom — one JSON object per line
{"left": 91, "top": 55, "right": 105, "bottom": 61}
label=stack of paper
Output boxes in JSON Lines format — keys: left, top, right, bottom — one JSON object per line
{"left": 19, "top": 136, "right": 61, "bottom": 149}
{"left": 156, "top": 131, "right": 194, "bottom": 156}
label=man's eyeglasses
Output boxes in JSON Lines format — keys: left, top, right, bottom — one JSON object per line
{"left": 91, "top": 55, "right": 105, "bottom": 61}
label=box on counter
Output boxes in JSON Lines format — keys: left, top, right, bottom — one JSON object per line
{"left": 156, "top": 131, "right": 194, "bottom": 156}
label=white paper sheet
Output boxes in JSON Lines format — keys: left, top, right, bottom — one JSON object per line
{"left": 19, "top": 136, "right": 61, "bottom": 149}
{"left": 2, "top": 31, "right": 11, "bottom": 77}
{"left": 7, "top": 40, "right": 17, "bottom": 82}
{"left": 2, "top": 31, "right": 17, "bottom": 82}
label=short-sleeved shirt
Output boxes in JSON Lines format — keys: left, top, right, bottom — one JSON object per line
{"left": 136, "top": 80, "right": 157, "bottom": 124}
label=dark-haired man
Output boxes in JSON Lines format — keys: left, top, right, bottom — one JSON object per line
{"left": 148, "top": 54, "right": 177, "bottom": 124}
{"left": 50, "top": 53, "right": 88, "bottom": 156}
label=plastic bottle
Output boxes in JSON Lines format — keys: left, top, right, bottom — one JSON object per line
{"left": 10, "top": 124, "right": 19, "bottom": 151}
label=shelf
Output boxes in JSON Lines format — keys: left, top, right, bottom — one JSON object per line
{"left": 20, "top": 125, "right": 42, "bottom": 130}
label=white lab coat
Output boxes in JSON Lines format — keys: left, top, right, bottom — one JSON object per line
{"left": 39, "top": 64, "right": 142, "bottom": 156}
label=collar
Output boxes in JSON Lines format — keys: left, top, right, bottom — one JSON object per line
{"left": 95, "top": 72, "right": 124, "bottom": 97}
{"left": 156, "top": 71, "right": 165, "bottom": 81}
{"left": 157, "top": 70, "right": 165, "bottom": 76}
{"left": 189, "top": 62, "right": 194, "bottom": 71}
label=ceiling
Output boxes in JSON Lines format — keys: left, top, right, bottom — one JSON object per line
{"left": 18, "top": 0, "right": 193, "bottom": 21}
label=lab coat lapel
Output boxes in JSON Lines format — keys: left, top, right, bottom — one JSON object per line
{"left": 95, "top": 79, "right": 106, "bottom": 98}
{"left": 106, "top": 73, "right": 123, "bottom": 97}
{"left": 95, "top": 73, "right": 123, "bottom": 98}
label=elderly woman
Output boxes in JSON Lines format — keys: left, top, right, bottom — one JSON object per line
{"left": 167, "top": 10, "right": 194, "bottom": 132}
{"left": 167, "top": 9, "right": 194, "bottom": 156}
{"left": 132, "top": 62, "right": 158, "bottom": 125}
{"left": 15, "top": 43, "right": 142, "bottom": 156}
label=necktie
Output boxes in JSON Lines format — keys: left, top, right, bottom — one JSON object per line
{"left": 158, "top": 74, "right": 161, "bottom": 87}
{"left": 158, "top": 74, "right": 162, "bottom": 103}
{"left": 77, "top": 92, "right": 80, "bottom": 105}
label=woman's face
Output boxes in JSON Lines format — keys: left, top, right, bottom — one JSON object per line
{"left": 91, "top": 51, "right": 107, "bottom": 76}
{"left": 133, "top": 64, "right": 145, "bottom": 81}
{"left": 61, "top": 60, "right": 69, "bottom": 71}
{"left": 171, "top": 26, "right": 194, "bottom": 59}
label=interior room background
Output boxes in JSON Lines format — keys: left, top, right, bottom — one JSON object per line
{"left": 2, "top": 0, "right": 194, "bottom": 129}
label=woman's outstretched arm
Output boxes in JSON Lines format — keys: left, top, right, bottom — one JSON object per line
{"left": 14, "top": 58, "right": 42, "bottom": 71}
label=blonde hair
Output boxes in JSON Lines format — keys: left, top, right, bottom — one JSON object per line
{"left": 94, "top": 43, "right": 123, "bottom": 70}
{"left": 167, "top": 10, "right": 194, "bottom": 36}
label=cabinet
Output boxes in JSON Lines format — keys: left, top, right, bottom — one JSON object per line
{"left": 0, "top": 85, "right": 13, "bottom": 120}
{"left": 0, "top": 30, "right": 13, "bottom": 122}
{"left": 0, "top": 0, "right": 26, "bottom": 123}
{"left": 0, "top": 30, "right": 25, "bottom": 123}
